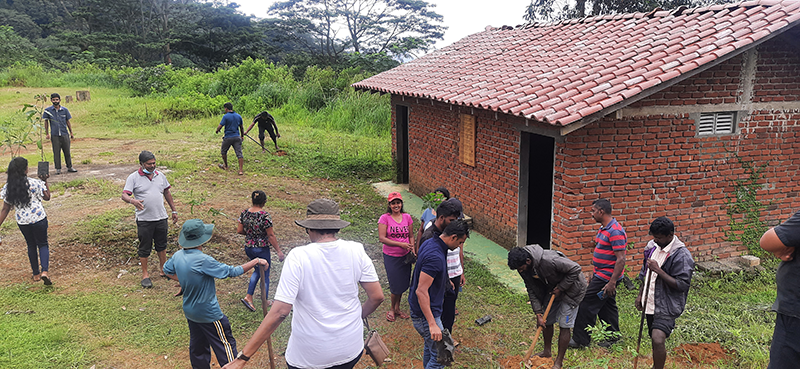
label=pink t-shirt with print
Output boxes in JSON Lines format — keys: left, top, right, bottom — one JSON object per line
{"left": 378, "top": 213, "right": 413, "bottom": 257}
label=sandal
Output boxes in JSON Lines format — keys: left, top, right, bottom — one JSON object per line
{"left": 41, "top": 275, "right": 52, "bottom": 286}
{"left": 241, "top": 299, "right": 256, "bottom": 312}
{"left": 32, "top": 274, "right": 41, "bottom": 282}
{"left": 386, "top": 310, "right": 396, "bottom": 322}
{"left": 397, "top": 311, "right": 410, "bottom": 319}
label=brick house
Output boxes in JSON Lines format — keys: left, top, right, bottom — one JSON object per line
{"left": 354, "top": 0, "right": 800, "bottom": 268}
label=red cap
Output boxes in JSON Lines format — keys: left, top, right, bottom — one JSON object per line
{"left": 388, "top": 192, "right": 403, "bottom": 202}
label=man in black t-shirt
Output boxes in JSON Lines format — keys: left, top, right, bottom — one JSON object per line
{"left": 760, "top": 210, "right": 800, "bottom": 368}
{"left": 244, "top": 111, "right": 280, "bottom": 152}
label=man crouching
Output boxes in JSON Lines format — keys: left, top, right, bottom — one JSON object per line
{"left": 508, "top": 245, "right": 587, "bottom": 369}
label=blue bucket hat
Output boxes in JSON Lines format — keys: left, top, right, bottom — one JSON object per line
{"left": 178, "top": 219, "right": 214, "bottom": 248}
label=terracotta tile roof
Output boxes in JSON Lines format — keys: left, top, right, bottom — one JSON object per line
{"left": 353, "top": 0, "right": 800, "bottom": 128}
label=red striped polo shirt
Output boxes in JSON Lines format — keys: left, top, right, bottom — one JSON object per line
{"left": 592, "top": 218, "right": 627, "bottom": 281}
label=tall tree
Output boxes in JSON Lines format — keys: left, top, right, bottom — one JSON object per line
{"left": 269, "top": 0, "right": 445, "bottom": 60}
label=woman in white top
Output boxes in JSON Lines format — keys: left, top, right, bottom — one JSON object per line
{"left": 0, "top": 157, "right": 52, "bottom": 284}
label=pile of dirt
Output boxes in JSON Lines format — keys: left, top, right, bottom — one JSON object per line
{"left": 673, "top": 342, "right": 733, "bottom": 364}
{"left": 526, "top": 355, "right": 555, "bottom": 368}
{"left": 498, "top": 355, "right": 554, "bottom": 369}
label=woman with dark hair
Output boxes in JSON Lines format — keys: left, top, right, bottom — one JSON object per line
{"left": 0, "top": 157, "right": 52, "bottom": 284}
{"left": 378, "top": 191, "right": 415, "bottom": 322}
{"left": 237, "top": 190, "right": 285, "bottom": 311}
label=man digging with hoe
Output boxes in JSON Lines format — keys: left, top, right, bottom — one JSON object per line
{"left": 508, "top": 245, "right": 586, "bottom": 369}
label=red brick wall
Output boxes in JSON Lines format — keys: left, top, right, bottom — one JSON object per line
{"left": 630, "top": 55, "right": 743, "bottom": 107}
{"left": 390, "top": 96, "right": 521, "bottom": 247}
{"left": 754, "top": 39, "right": 800, "bottom": 102}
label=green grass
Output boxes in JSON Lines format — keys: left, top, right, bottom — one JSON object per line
{"left": 0, "top": 283, "right": 187, "bottom": 369}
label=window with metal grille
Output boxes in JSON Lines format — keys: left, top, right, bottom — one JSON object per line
{"left": 698, "top": 112, "right": 735, "bottom": 135}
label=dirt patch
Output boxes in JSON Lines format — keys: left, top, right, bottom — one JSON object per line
{"left": 673, "top": 342, "right": 733, "bottom": 365}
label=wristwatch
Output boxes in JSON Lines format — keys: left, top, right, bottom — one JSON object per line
{"left": 236, "top": 352, "right": 250, "bottom": 361}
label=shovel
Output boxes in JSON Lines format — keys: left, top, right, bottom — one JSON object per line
{"left": 244, "top": 134, "right": 270, "bottom": 153}
{"left": 522, "top": 294, "right": 557, "bottom": 367}
{"left": 258, "top": 264, "right": 276, "bottom": 369}
{"left": 633, "top": 268, "right": 654, "bottom": 369}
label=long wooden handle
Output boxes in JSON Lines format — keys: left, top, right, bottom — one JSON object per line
{"left": 633, "top": 270, "right": 653, "bottom": 369}
{"left": 259, "top": 263, "right": 276, "bottom": 369}
{"left": 523, "top": 294, "right": 557, "bottom": 364}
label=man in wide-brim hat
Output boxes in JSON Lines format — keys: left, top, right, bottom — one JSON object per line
{"left": 224, "top": 199, "right": 385, "bottom": 369}
{"left": 164, "top": 219, "right": 268, "bottom": 369}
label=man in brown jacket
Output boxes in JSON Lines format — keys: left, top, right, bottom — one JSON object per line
{"left": 508, "top": 245, "right": 587, "bottom": 369}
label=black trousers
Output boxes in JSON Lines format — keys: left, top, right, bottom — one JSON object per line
{"left": 187, "top": 316, "right": 237, "bottom": 369}
{"left": 768, "top": 313, "right": 800, "bottom": 369}
{"left": 572, "top": 275, "right": 620, "bottom": 345}
{"left": 51, "top": 135, "right": 72, "bottom": 170}
{"left": 441, "top": 275, "right": 461, "bottom": 332}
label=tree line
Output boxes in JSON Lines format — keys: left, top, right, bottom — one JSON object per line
{"left": 0, "top": 0, "right": 445, "bottom": 72}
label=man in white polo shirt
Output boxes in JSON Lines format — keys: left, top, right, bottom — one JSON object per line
{"left": 121, "top": 151, "right": 178, "bottom": 288}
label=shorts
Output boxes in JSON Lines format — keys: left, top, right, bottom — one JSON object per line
{"left": 221, "top": 137, "right": 243, "bottom": 158}
{"left": 646, "top": 314, "right": 677, "bottom": 338}
{"left": 383, "top": 253, "right": 412, "bottom": 295}
{"left": 545, "top": 300, "right": 579, "bottom": 329}
{"left": 137, "top": 218, "right": 168, "bottom": 258}
{"left": 258, "top": 124, "right": 277, "bottom": 142}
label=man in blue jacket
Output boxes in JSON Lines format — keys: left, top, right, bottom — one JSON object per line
{"left": 635, "top": 217, "right": 693, "bottom": 369}
{"left": 163, "top": 219, "right": 268, "bottom": 369}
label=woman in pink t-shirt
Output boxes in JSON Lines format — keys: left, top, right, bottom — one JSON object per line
{"left": 378, "top": 192, "right": 415, "bottom": 322}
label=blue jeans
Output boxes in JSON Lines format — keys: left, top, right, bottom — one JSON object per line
{"left": 18, "top": 218, "right": 49, "bottom": 275}
{"left": 245, "top": 247, "right": 271, "bottom": 296}
{"left": 411, "top": 314, "right": 444, "bottom": 369}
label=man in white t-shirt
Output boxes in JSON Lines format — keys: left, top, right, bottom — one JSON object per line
{"left": 223, "top": 198, "right": 384, "bottom": 369}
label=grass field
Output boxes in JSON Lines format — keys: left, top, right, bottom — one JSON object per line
{"left": 0, "top": 85, "right": 780, "bottom": 368}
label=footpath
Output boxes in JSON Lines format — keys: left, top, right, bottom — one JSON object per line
{"left": 373, "top": 181, "right": 525, "bottom": 294}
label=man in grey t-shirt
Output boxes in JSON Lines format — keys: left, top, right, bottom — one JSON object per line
{"left": 121, "top": 151, "right": 178, "bottom": 288}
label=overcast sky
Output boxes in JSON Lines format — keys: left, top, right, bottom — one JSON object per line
{"left": 232, "top": 0, "right": 533, "bottom": 51}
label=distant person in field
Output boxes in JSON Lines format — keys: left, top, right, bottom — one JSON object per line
{"left": 0, "top": 157, "right": 53, "bottom": 285}
{"left": 216, "top": 102, "right": 245, "bottom": 175}
{"left": 163, "top": 218, "right": 269, "bottom": 369}
{"left": 760, "top": 209, "right": 800, "bottom": 368}
{"left": 42, "top": 93, "right": 77, "bottom": 175}
{"left": 244, "top": 111, "right": 280, "bottom": 152}
{"left": 121, "top": 151, "right": 178, "bottom": 288}
{"left": 508, "top": 245, "right": 586, "bottom": 369}
{"left": 636, "top": 217, "right": 693, "bottom": 369}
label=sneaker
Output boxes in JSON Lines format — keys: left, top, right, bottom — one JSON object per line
{"left": 55, "top": 169, "right": 61, "bottom": 175}
{"left": 568, "top": 339, "right": 588, "bottom": 349}
{"left": 67, "top": 167, "right": 77, "bottom": 173}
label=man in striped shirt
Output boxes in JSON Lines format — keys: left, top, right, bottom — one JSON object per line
{"left": 570, "top": 198, "right": 627, "bottom": 348}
